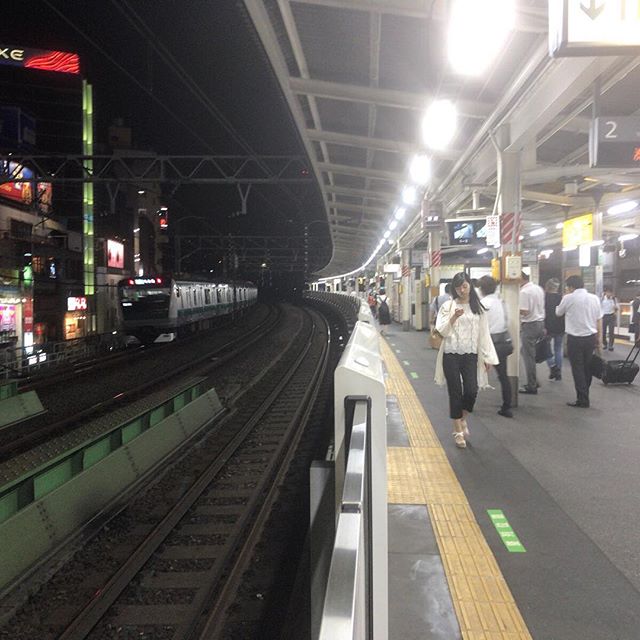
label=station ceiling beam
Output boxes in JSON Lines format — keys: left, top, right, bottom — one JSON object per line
{"left": 317, "top": 162, "right": 403, "bottom": 182}
{"left": 326, "top": 201, "right": 389, "bottom": 216}
{"left": 290, "top": 77, "right": 491, "bottom": 120}
{"left": 324, "top": 185, "right": 396, "bottom": 201}
{"left": 306, "top": 128, "right": 458, "bottom": 161}
{"left": 290, "top": 0, "right": 548, "bottom": 33}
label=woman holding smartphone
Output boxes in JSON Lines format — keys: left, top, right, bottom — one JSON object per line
{"left": 435, "top": 272, "right": 499, "bottom": 448}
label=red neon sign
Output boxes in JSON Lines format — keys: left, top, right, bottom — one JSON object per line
{"left": 0, "top": 45, "right": 79, "bottom": 75}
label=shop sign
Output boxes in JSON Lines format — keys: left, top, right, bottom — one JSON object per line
{"left": 562, "top": 213, "right": 593, "bottom": 248}
{"left": 67, "top": 296, "right": 88, "bottom": 311}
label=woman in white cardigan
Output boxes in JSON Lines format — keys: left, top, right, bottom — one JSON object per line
{"left": 435, "top": 272, "right": 499, "bottom": 448}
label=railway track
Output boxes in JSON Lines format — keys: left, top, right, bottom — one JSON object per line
{"left": 0, "top": 304, "right": 278, "bottom": 462}
{"left": 0, "top": 304, "right": 338, "bottom": 640}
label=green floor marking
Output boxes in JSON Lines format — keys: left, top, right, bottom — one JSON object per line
{"left": 410, "top": 372, "right": 419, "bottom": 379}
{"left": 487, "top": 509, "right": 526, "bottom": 553}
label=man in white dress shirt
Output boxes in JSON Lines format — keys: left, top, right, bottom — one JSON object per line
{"left": 555, "top": 275, "right": 603, "bottom": 408}
{"left": 519, "top": 272, "right": 545, "bottom": 394}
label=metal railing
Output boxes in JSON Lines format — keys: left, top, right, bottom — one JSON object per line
{"left": 319, "top": 396, "right": 373, "bottom": 640}
{"left": 0, "top": 332, "right": 126, "bottom": 380}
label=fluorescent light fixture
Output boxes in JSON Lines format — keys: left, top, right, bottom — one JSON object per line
{"left": 389, "top": 219, "right": 398, "bottom": 231}
{"left": 607, "top": 200, "right": 638, "bottom": 216}
{"left": 555, "top": 222, "right": 564, "bottom": 229}
{"left": 619, "top": 233, "right": 639, "bottom": 242}
{"left": 579, "top": 244, "right": 591, "bottom": 267}
{"left": 387, "top": 238, "right": 394, "bottom": 245}
{"left": 383, "top": 230, "right": 391, "bottom": 239}
{"left": 394, "top": 207, "right": 406, "bottom": 220}
{"left": 562, "top": 245, "right": 577, "bottom": 252}
{"left": 401, "top": 185, "right": 418, "bottom": 206}
{"left": 477, "top": 247, "right": 489, "bottom": 255}
{"left": 421, "top": 99, "right": 457, "bottom": 150}
{"left": 539, "top": 249, "right": 554, "bottom": 258}
{"left": 589, "top": 240, "right": 604, "bottom": 247}
{"left": 409, "top": 154, "right": 431, "bottom": 185}
{"left": 530, "top": 227, "right": 547, "bottom": 237}
{"left": 448, "top": 0, "right": 515, "bottom": 76}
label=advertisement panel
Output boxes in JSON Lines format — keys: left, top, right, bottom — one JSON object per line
{"left": 0, "top": 45, "right": 79, "bottom": 74}
{"left": 0, "top": 161, "right": 52, "bottom": 212}
{"left": 562, "top": 213, "right": 593, "bottom": 248}
{"left": 107, "top": 240, "right": 125, "bottom": 269}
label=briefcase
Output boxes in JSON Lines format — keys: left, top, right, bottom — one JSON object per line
{"left": 601, "top": 342, "right": 640, "bottom": 385}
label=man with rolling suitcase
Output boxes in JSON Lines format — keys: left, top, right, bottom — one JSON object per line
{"left": 555, "top": 275, "right": 602, "bottom": 408}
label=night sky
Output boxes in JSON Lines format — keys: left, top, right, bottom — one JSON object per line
{"left": 1, "top": 1, "right": 330, "bottom": 273}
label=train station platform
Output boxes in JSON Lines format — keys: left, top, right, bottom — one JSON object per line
{"left": 382, "top": 326, "right": 640, "bottom": 640}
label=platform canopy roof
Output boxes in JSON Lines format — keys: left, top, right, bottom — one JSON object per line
{"left": 244, "top": 0, "right": 640, "bottom": 277}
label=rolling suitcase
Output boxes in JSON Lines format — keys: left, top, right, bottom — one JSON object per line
{"left": 601, "top": 341, "right": 640, "bottom": 385}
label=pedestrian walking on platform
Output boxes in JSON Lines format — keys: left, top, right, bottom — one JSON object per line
{"left": 519, "top": 272, "right": 545, "bottom": 394}
{"left": 544, "top": 278, "right": 565, "bottom": 380}
{"left": 434, "top": 272, "right": 499, "bottom": 449}
{"left": 377, "top": 289, "right": 391, "bottom": 336}
{"left": 478, "top": 276, "right": 513, "bottom": 418}
{"left": 600, "top": 287, "right": 618, "bottom": 351}
{"left": 555, "top": 275, "right": 603, "bottom": 408}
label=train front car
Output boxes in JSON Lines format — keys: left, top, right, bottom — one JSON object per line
{"left": 118, "top": 276, "right": 177, "bottom": 344}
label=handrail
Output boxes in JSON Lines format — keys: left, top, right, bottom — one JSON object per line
{"left": 319, "top": 397, "right": 372, "bottom": 640}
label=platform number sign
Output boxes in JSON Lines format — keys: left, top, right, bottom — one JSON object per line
{"left": 589, "top": 117, "right": 640, "bottom": 168}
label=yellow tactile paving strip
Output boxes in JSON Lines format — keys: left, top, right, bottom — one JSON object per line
{"left": 381, "top": 339, "right": 533, "bottom": 640}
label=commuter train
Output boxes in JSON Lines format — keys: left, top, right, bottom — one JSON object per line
{"left": 118, "top": 276, "right": 258, "bottom": 343}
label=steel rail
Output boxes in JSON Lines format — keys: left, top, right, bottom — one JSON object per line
{"left": 0, "top": 306, "right": 280, "bottom": 461}
{"left": 56, "top": 308, "right": 326, "bottom": 639}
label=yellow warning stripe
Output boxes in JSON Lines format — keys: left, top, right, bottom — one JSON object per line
{"left": 382, "top": 339, "right": 532, "bottom": 639}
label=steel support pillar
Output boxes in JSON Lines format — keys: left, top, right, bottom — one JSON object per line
{"left": 496, "top": 126, "right": 522, "bottom": 407}
{"left": 401, "top": 250, "right": 411, "bottom": 331}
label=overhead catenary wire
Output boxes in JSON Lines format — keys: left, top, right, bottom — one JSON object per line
{"left": 39, "top": 0, "right": 309, "bottom": 231}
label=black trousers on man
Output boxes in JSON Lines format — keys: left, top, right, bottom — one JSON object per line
{"left": 442, "top": 352, "right": 478, "bottom": 419}
{"left": 567, "top": 334, "right": 597, "bottom": 406}
{"left": 493, "top": 350, "right": 512, "bottom": 410}
{"left": 602, "top": 313, "right": 615, "bottom": 348}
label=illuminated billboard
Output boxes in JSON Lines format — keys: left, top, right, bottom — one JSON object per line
{"left": 562, "top": 213, "right": 593, "bottom": 249}
{"left": 0, "top": 161, "right": 52, "bottom": 212}
{"left": 0, "top": 45, "right": 79, "bottom": 74}
{"left": 107, "top": 240, "right": 124, "bottom": 269}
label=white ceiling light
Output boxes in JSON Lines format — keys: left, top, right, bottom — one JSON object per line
{"left": 562, "top": 246, "right": 577, "bottom": 252}
{"left": 530, "top": 227, "right": 547, "bottom": 237}
{"left": 387, "top": 238, "right": 394, "bottom": 245}
{"left": 448, "top": 0, "right": 515, "bottom": 76}
{"left": 539, "top": 249, "right": 554, "bottom": 258}
{"left": 555, "top": 222, "right": 564, "bottom": 229}
{"left": 401, "top": 185, "right": 418, "bottom": 206}
{"left": 389, "top": 219, "right": 398, "bottom": 231}
{"left": 409, "top": 154, "right": 431, "bottom": 185}
{"left": 477, "top": 247, "right": 489, "bottom": 255}
{"left": 619, "top": 233, "right": 639, "bottom": 242}
{"left": 607, "top": 200, "right": 638, "bottom": 216}
{"left": 383, "top": 230, "right": 391, "bottom": 239}
{"left": 394, "top": 207, "right": 406, "bottom": 220}
{"left": 421, "top": 99, "right": 457, "bottom": 150}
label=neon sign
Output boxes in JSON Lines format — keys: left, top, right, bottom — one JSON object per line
{"left": 0, "top": 45, "right": 79, "bottom": 74}
{"left": 67, "top": 296, "right": 88, "bottom": 311}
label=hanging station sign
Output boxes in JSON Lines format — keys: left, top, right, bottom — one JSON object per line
{"left": 549, "top": 0, "right": 640, "bottom": 57}
{"left": 589, "top": 116, "right": 640, "bottom": 168}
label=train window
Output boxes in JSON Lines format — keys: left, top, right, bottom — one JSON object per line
{"left": 216, "top": 289, "right": 221, "bottom": 303}
{"left": 205, "top": 289, "right": 211, "bottom": 305}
